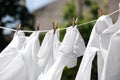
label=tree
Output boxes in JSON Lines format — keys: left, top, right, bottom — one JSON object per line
{"left": 0, "top": 0, "right": 34, "bottom": 51}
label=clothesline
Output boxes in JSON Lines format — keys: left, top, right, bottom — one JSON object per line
{"left": 0, "top": 8, "right": 120, "bottom": 33}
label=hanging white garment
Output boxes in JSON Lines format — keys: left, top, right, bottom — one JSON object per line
{"left": 101, "top": 29, "right": 120, "bottom": 80}
{"left": 38, "top": 27, "right": 78, "bottom": 80}
{"left": 0, "top": 30, "right": 25, "bottom": 55}
{"left": 0, "top": 31, "right": 26, "bottom": 72}
{"left": 101, "top": 3, "right": 120, "bottom": 44}
{"left": 0, "top": 31, "right": 27, "bottom": 80}
{"left": 96, "top": 15, "right": 113, "bottom": 80}
{"left": 75, "top": 15, "right": 113, "bottom": 80}
{"left": 0, "top": 31, "right": 40, "bottom": 80}
{"left": 37, "top": 29, "right": 60, "bottom": 75}
{"left": 21, "top": 31, "right": 40, "bottom": 80}
{"left": 39, "top": 26, "right": 85, "bottom": 80}
{"left": 37, "top": 27, "right": 75, "bottom": 80}
{"left": 101, "top": 3, "right": 120, "bottom": 80}
{"left": 0, "top": 53, "right": 27, "bottom": 80}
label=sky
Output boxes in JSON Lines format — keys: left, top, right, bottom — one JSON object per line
{"left": 25, "top": 0, "right": 56, "bottom": 13}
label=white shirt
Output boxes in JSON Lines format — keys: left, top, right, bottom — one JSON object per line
{"left": 101, "top": 29, "right": 120, "bottom": 80}
{"left": 75, "top": 15, "right": 113, "bottom": 80}
{"left": 101, "top": 5, "right": 120, "bottom": 80}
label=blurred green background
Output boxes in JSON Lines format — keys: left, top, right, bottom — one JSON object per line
{"left": 0, "top": 0, "right": 119, "bottom": 80}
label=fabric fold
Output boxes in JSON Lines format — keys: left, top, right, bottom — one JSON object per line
{"left": 39, "top": 26, "right": 85, "bottom": 80}
{"left": 75, "top": 15, "right": 113, "bottom": 80}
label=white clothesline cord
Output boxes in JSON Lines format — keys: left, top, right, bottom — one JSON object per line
{"left": 0, "top": 8, "right": 120, "bottom": 33}
{"left": 0, "top": 26, "right": 16, "bottom": 32}
{"left": 108, "top": 9, "right": 120, "bottom": 16}
{"left": 0, "top": 26, "right": 51, "bottom": 33}
{"left": 23, "top": 29, "right": 50, "bottom": 33}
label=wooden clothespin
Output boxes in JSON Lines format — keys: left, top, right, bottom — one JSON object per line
{"left": 72, "top": 17, "right": 78, "bottom": 27}
{"left": 52, "top": 21, "right": 58, "bottom": 34}
{"left": 98, "top": 9, "right": 103, "bottom": 16}
{"left": 35, "top": 21, "right": 40, "bottom": 31}
{"left": 16, "top": 24, "right": 21, "bottom": 33}
{"left": 72, "top": 17, "right": 75, "bottom": 27}
{"left": 75, "top": 18, "right": 78, "bottom": 25}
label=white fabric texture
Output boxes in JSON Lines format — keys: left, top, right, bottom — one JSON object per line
{"left": 0, "top": 31, "right": 25, "bottom": 55}
{"left": 96, "top": 15, "right": 113, "bottom": 80}
{"left": 0, "top": 31, "right": 26, "bottom": 72}
{"left": 37, "top": 28, "right": 69, "bottom": 80}
{"left": 0, "top": 31, "right": 40, "bottom": 80}
{"left": 75, "top": 15, "right": 113, "bottom": 80}
{"left": 37, "top": 26, "right": 83, "bottom": 80}
{"left": 101, "top": 29, "right": 120, "bottom": 80}
{"left": 37, "top": 29, "right": 61, "bottom": 75}
{"left": 37, "top": 27, "right": 76, "bottom": 80}
{"left": 0, "top": 54, "right": 27, "bottom": 80}
{"left": 21, "top": 31, "right": 40, "bottom": 80}
{"left": 0, "top": 31, "right": 27, "bottom": 80}
{"left": 101, "top": 4, "right": 120, "bottom": 80}
{"left": 39, "top": 26, "right": 85, "bottom": 80}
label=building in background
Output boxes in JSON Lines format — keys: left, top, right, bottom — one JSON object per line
{"left": 108, "top": 0, "right": 120, "bottom": 22}
{"left": 26, "top": 0, "right": 77, "bottom": 30}
{"left": 33, "top": 0, "right": 68, "bottom": 30}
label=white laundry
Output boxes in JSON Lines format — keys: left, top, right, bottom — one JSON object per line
{"left": 21, "top": 31, "right": 40, "bottom": 80}
{"left": 37, "top": 27, "right": 77, "bottom": 80}
{"left": 0, "top": 31, "right": 26, "bottom": 72}
{"left": 0, "top": 53, "right": 27, "bottom": 80}
{"left": 0, "top": 31, "right": 40, "bottom": 80}
{"left": 96, "top": 15, "right": 113, "bottom": 80}
{"left": 37, "top": 29, "right": 61, "bottom": 75}
{"left": 37, "top": 26, "right": 83, "bottom": 78}
{"left": 101, "top": 3, "right": 120, "bottom": 80}
{"left": 101, "top": 29, "right": 120, "bottom": 80}
{"left": 75, "top": 15, "right": 113, "bottom": 80}
{"left": 39, "top": 25, "right": 85, "bottom": 80}
{"left": 0, "top": 31, "right": 25, "bottom": 55}
{"left": 0, "top": 31, "right": 27, "bottom": 80}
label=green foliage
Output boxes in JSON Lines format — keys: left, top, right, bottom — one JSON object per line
{"left": 63, "top": 0, "right": 77, "bottom": 21}
{"left": 90, "top": 2, "right": 99, "bottom": 19}
{"left": 39, "top": 32, "right": 46, "bottom": 45}
{"left": 0, "top": 0, "right": 34, "bottom": 28}
{"left": 0, "top": 0, "right": 34, "bottom": 51}
{"left": 84, "top": 0, "right": 92, "bottom": 6}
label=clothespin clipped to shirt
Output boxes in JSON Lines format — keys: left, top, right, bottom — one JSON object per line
{"left": 98, "top": 9, "right": 103, "bottom": 16}
{"left": 35, "top": 20, "right": 40, "bottom": 31}
{"left": 16, "top": 24, "right": 21, "bottom": 34}
{"left": 72, "top": 17, "right": 78, "bottom": 27}
{"left": 52, "top": 21, "right": 58, "bottom": 34}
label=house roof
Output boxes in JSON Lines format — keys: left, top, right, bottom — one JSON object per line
{"left": 25, "top": 0, "right": 56, "bottom": 13}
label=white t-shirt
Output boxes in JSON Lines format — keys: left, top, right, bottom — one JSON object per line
{"left": 75, "top": 15, "right": 113, "bottom": 80}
